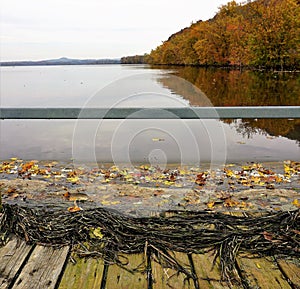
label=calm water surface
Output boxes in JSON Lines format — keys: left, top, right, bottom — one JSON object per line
{"left": 0, "top": 65, "right": 299, "bottom": 165}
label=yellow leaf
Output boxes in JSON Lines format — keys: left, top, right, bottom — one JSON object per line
{"left": 251, "top": 176, "right": 260, "bottom": 184}
{"left": 140, "top": 165, "right": 150, "bottom": 170}
{"left": 256, "top": 263, "right": 261, "bottom": 269}
{"left": 163, "top": 181, "right": 174, "bottom": 186}
{"left": 225, "top": 169, "right": 236, "bottom": 178}
{"left": 67, "top": 176, "right": 79, "bottom": 183}
{"left": 226, "top": 164, "right": 235, "bottom": 167}
{"left": 292, "top": 199, "right": 300, "bottom": 208}
{"left": 242, "top": 165, "right": 252, "bottom": 171}
{"left": 89, "top": 227, "right": 104, "bottom": 239}
{"left": 207, "top": 201, "right": 215, "bottom": 209}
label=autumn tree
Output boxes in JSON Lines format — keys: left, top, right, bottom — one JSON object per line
{"left": 147, "top": 0, "right": 299, "bottom": 70}
{"left": 248, "top": 0, "right": 299, "bottom": 69}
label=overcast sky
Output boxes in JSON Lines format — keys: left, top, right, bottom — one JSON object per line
{"left": 1, "top": 0, "right": 235, "bottom": 61}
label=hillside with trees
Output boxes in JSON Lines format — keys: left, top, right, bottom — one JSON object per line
{"left": 121, "top": 55, "right": 146, "bottom": 64}
{"left": 147, "top": 0, "right": 299, "bottom": 70}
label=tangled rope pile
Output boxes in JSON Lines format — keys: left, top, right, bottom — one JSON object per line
{"left": 0, "top": 204, "right": 299, "bottom": 282}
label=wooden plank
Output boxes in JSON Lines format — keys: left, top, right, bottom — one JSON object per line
{"left": 192, "top": 253, "right": 239, "bottom": 289}
{"left": 12, "top": 245, "right": 69, "bottom": 289}
{"left": 59, "top": 257, "right": 104, "bottom": 289}
{"left": 152, "top": 252, "right": 194, "bottom": 289}
{"left": 237, "top": 256, "right": 291, "bottom": 289}
{"left": 277, "top": 259, "right": 300, "bottom": 289}
{"left": 105, "top": 254, "right": 147, "bottom": 289}
{"left": 0, "top": 238, "right": 33, "bottom": 289}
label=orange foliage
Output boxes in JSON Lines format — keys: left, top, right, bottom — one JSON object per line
{"left": 148, "top": 0, "right": 299, "bottom": 70}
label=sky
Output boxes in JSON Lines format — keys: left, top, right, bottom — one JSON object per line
{"left": 0, "top": 0, "right": 235, "bottom": 61}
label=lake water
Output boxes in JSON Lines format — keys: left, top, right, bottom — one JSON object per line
{"left": 0, "top": 64, "right": 299, "bottom": 166}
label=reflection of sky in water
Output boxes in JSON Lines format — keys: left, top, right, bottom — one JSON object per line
{"left": 0, "top": 65, "right": 182, "bottom": 107}
{"left": 0, "top": 119, "right": 299, "bottom": 163}
{"left": 0, "top": 65, "right": 299, "bottom": 163}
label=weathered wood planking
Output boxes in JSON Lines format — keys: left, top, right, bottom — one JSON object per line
{"left": 105, "top": 254, "right": 147, "bottom": 289}
{"left": 0, "top": 238, "right": 33, "bottom": 289}
{"left": 237, "top": 256, "right": 291, "bottom": 289}
{"left": 0, "top": 237, "right": 299, "bottom": 289}
{"left": 277, "top": 259, "right": 300, "bottom": 289}
{"left": 151, "top": 252, "right": 195, "bottom": 289}
{"left": 192, "top": 253, "right": 239, "bottom": 289}
{"left": 59, "top": 257, "right": 104, "bottom": 289}
{"left": 12, "top": 245, "right": 69, "bottom": 289}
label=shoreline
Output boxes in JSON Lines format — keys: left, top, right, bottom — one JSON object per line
{"left": 0, "top": 159, "right": 299, "bottom": 217}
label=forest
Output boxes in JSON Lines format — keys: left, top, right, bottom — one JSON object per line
{"left": 146, "top": 0, "right": 299, "bottom": 70}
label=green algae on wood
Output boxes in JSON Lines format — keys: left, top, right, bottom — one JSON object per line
{"left": 59, "top": 257, "right": 104, "bottom": 289}
{"left": 237, "top": 256, "right": 291, "bottom": 289}
{"left": 105, "top": 254, "right": 147, "bottom": 289}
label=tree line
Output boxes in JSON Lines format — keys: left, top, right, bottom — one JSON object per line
{"left": 146, "top": 0, "right": 299, "bottom": 70}
{"left": 121, "top": 55, "right": 147, "bottom": 64}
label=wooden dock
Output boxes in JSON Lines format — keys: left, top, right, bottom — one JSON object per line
{"left": 1, "top": 237, "right": 299, "bottom": 289}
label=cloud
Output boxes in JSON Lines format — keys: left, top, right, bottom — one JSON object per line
{"left": 0, "top": 0, "right": 233, "bottom": 60}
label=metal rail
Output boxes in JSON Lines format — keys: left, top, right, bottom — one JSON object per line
{"left": 0, "top": 106, "right": 299, "bottom": 119}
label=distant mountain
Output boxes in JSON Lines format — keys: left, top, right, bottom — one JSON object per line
{"left": 0, "top": 57, "right": 121, "bottom": 66}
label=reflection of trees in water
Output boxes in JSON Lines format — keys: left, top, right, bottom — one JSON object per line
{"left": 287, "top": 124, "right": 300, "bottom": 145}
{"left": 164, "top": 66, "right": 300, "bottom": 106}
{"left": 225, "top": 119, "right": 300, "bottom": 144}
{"left": 156, "top": 66, "right": 300, "bottom": 142}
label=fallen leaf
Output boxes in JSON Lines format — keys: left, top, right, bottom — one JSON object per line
{"left": 89, "top": 227, "right": 104, "bottom": 239}
{"left": 207, "top": 201, "right": 215, "bottom": 209}
{"left": 67, "top": 176, "right": 80, "bottom": 183}
{"left": 292, "top": 199, "right": 300, "bottom": 208}
{"left": 67, "top": 205, "right": 82, "bottom": 212}
{"left": 224, "top": 197, "right": 239, "bottom": 207}
{"left": 20, "top": 161, "right": 35, "bottom": 173}
{"left": 63, "top": 192, "right": 70, "bottom": 199}
{"left": 6, "top": 187, "right": 17, "bottom": 195}
{"left": 263, "top": 231, "right": 273, "bottom": 241}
